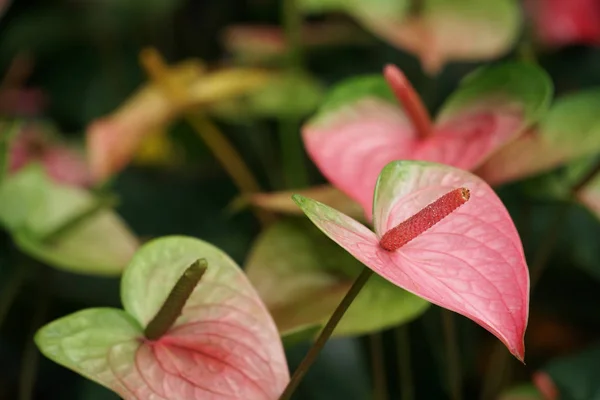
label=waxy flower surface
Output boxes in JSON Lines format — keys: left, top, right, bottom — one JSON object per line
{"left": 294, "top": 161, "right": 530, "bottom": 359}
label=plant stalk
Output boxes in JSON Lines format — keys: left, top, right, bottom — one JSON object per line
{"left": 19, "top": 272, "right": 50, "bottom": 400}
{"left": 279, "top": 0, "right": 309, "bottom": 189}
{"left": 0, "top": 266, "right": 28, "bottom": 330}
{"left": 442, "top": 310, "right": 462, "bottom": 400}
{"left": 139, "top": 48, "right": 273, "bottom": 225}
{"left": 278, "top": 268, "right": 374, "bottom": 400}
{"left": 370, "top": 332, "right": 388, "bottom": 400}
{"left": 396, "top": 325, "right": 415, "bottom": 400}
{"left": 42, "top": 195, "right": 118, "bottom": 243}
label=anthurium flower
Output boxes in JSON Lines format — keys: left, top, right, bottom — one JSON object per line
{"left": 35, "top": 236, "right": 289, "bottom": 400}
{"left": 245, "top": 219, "right": 430, "bottom": 338}
{"left": 222, "top": 22, "right": 370, "bottom": 65}
{"left": 304, "top": 62, "right": 551, "bottom": 220}
{"left": 294, "top": 161, "right": 530, "bottom": 360}
{"left": 477, "top": 88, "right": 600, "bottom": 186}
{"left": 9, "top": 122, "right": 92, "bottom": 187}
{"left": 525, "top": 0, "right": 600, "bottom": 48}
{"left": 0, "top": 164, "right": 137, "bottom": 275}
{"left": 86, "top": 59, "right": 271, "bottom": 182}
{"left": 299, "top": 0, "right": 521, "bottom": 73}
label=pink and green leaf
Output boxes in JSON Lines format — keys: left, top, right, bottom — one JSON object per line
{"left": 0, "top": 165, "right": 138, "bottom": 275}
{"left": 478, "top": 88, "right": 600, "bottom": 186}
{"left": 300, "top": 0, "right": 521, "bottom": 73}
{"left": 416, "top": 62, "right": 552, "bottom": 171}
{"left": 294, "top": 161, "right": 529, "bottom": 360}
{"left": 245, "top": 219, "right": 429, "bottom": 338}
{"left": 303, "top": 74, "right": 417, "bottom": 218}
{"left": 36, "top": 236, "right": 289, "bottom": 400}
{"left": 303, "top": 62, "right": 551, "bottom": 219}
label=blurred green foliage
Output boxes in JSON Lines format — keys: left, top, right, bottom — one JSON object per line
{"left": 1, "top": 0, "right": 600, "bottom": 399}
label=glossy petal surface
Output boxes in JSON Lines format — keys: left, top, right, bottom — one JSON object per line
{"left": 0, "top": 165, "right": 138, "bottom": 275}
{"left": 295, "top": 161, "right": 529, "bottom": 359}
{"left": 34, "top": 308, "right": 143, "bottom": 399}
{"left": 303, "top": 76, "right": 417, "bottom": 216}
{"left": 478, "top": 89, "right": 600, "bottom": 186}
{"left": 245, "top": 219, "right": 429, "bottom": 337}
{"left": 121, "top": 236, "right": 289, "bottom": 400}
{"left": 303, "top": 63, "right": 550, "bottom": 219}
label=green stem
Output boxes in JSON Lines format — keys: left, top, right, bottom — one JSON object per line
{"left": 279, "top": 118, "right": 308, "bottom": 188}
{"left": 279, "top": 268, "right": 374, "bottom": 400}
{"left": 42, "top": 195, "right": 119, "bottom": 243}
{"left": 370, "top": 333, "right": 388, "bottom": 400}
{"left": 0, "top": 266, "right": 28, "bottom": 329}
{"left": 145, "top": 259, "right": 208, "bottom": 340}
{"left": 442, "top": 310, "right": 462, "bottom": 400}
{"left": 19, "top": 276, "right": 50, "bottom": 400}
{"left": 280, "top": 0, "right": 309, "bottom": 189}
{"left": 282, "top": 0, "right": 303, "bottom": 69}
{"left": 396, "top": 326, "right": 415, "bottom": 400}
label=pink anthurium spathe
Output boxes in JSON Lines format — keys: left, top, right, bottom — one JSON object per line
{"left": 9, "top": 123, "right": 92, "bottom": 187}
{"left": 303, "top": 62, "right": 552, "bottom": 220}
{"left": 525, "top": 0, "right": 600, "bottom": 48}
{"left": 294, "top": 161, "right": 530, "bottom": 360}
{"left": 35, "top": 236, "right": 289, "bottom": 400}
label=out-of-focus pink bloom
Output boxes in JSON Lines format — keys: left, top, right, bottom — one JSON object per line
{"left": 9, "top": 125, "right": 92, "bottom": 187}
{"left": 526, "top": 0, "right": 600, "bottom": 48}
{"left": 532, "top": 372, "right": 559, "bottom": 400}
{"left": 0, "top": 88, "right": 46, "bottom": 116}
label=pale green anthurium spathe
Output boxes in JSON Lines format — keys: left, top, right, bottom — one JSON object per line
{"left": 298, "top": 0, "right": 521, "bottom": 73}
{"left": 0, "top": 164, "right": 138, "bottom": 275}
{"left": 245, "top": 219, "right": 430, "bottom": 339}
{"left": 35, "top": 236, "right": 290, "bottom": 400}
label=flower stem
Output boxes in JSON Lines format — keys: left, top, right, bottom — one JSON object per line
{"left": 279, "top": 118, "right": 309, "bottom": 188}
{"left": 278, "top": 268, "right": 374, "bottom": 400}
{"left": 383, "top": 64, "right": 432, "bottom": 139}
{"left": 0, "top": 266, "right": 28, "bottom": 330}
{"left": 442, "top": 310, "right": 462, "bottom": 400}
{"left": 370, "top": 332, "right": 388, "bottom": 400}
{"left": 19, "top": 272, "right": 50, "bottom": 400}
{"left": 283, "top": 0, "right": 303, "bottom": 69}
{"left": 139, "top": 48, "right": 273, "bottom": 226}
{"left": 145, "top": 259, "right": 208, "bottom": 341}
{"left": 42, "top": 195, "right": 119, "bottom": 243}
{"left": 395, "top": 325, "right": 415, "bottom": 400}
{"left": 280, "top": 0, "right": 309, "bottom": 188}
